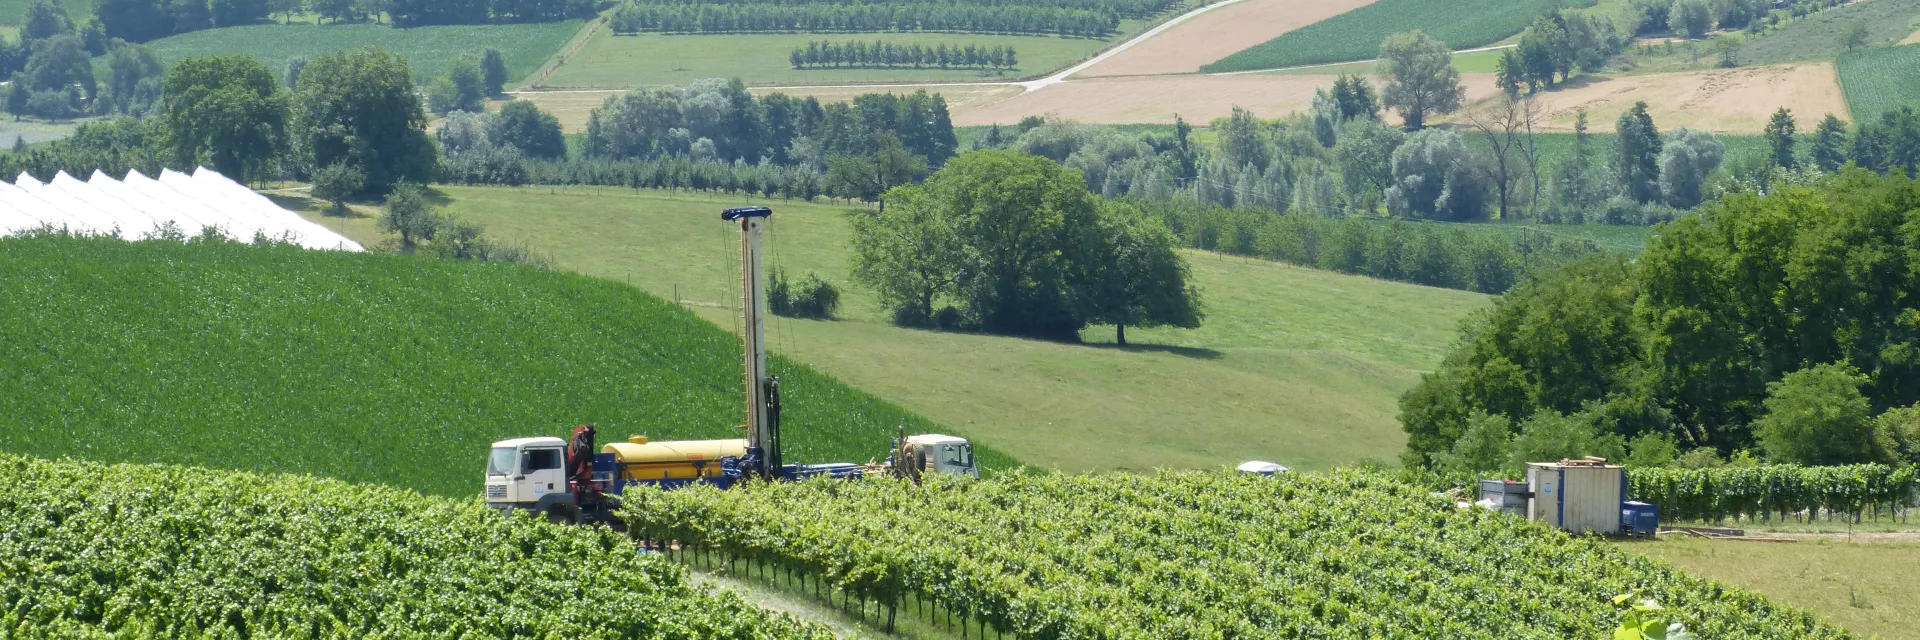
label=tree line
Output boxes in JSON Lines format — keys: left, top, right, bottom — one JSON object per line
{"left": 1401, "top": 171, "right": 1920, "bottom": 473}
{"left": 789, "top": 40, "right": 1016, "bottom": 71}
{"left": 579, "top": 81, "right": 956, "bottom": 200}
{"left": 1494, "top": 9, "right": 1628, "bottom": 94}
{"left": 609, "top": 1, "right": 1118, "bottom": 38}
{"left": 1129, "top": 197, "right": 1598, "bottom": 295}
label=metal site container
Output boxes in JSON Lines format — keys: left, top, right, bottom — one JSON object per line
{"left": 1525, "top": 462, "right": 1625, "bottom": 535}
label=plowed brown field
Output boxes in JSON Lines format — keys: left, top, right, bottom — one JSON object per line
{"left": 1501, "top": 63, "right": 1849, "bottom": 133}
{"left": 950, "top": 73, "right": 1500, "bottom": 125}
{"left": 1079, "top": 0, "right": 1379, "bottom": 77}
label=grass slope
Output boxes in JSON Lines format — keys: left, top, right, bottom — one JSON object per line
{"left": 301, "top": 185, "right": 1489, "bottom": 473}
{"left": 0, "top": 234, "right": 1002, "bottom": 497}
{"left": 1839, "top": 42, "right": 1920, "bottom": 120}
{"left": 115, "top": 21, "right": 581, "bottom": 83}
{"left": 1201, "top": 0, "right": 1592, "bottom": 72}
{"left": 1620, "top": 536, "right": 1920, "bottom": 640}
{"left": 0, "top": 0, "right": 87, "bottom": 27}
{"left": 543, "top": 27, "right": 1139, "bottom": 87}
{"left": 0, "top": 454, "right": 831, "bottom": 638}
{"left": 1738, "top": 0, "right": 1920, "bottom": 67}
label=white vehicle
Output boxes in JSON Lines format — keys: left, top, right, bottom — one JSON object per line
{"left": 892, "top": 433, "right": 980, "bottom": 480}
{"left": 1236, "top": 460, "right": 1290, "bottom": 476}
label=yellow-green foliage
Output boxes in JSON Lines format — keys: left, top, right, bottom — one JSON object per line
{"left": 0, "top": 454, "right": 832, "bottom": 639}
{"left": 622, "top": 470, "right": 1853, "bottom": 638}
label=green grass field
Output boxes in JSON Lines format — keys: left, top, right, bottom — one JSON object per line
{"left": 1839, "top": 42, "right": 1920, "bottom": 120}
{"left": 113, "top": 21, "right": 581, "bottom": 83}
{"left": 1261, "top": 46, "right": 1510, "bottom": 75}
{"left": 0, "top": 233, "right": 1001, "bottom": 497}
{"left": 1201, "top": 0, "right": 1592, "bottom": 72}
{"left": 0, "top": 0, "right": 87, "bottom": 26}
{"left": 1738, "top": 0, "right": 1920, "bottom": 67}
{"left": 1620, "top": 536, "right": 1920, "bottom": 640}
{"left": 294, "top": 185, "right": 1489, "bottom": 473}
{"left": 542, "top": 21, "right": 1149, "bottom": 87}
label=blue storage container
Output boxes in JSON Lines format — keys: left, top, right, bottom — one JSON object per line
{"left": 1621, "top": 500, "right": 1659, "bottom": 538}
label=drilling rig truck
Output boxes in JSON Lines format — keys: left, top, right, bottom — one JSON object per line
{"left": 484, "top": 206, "right": 977, "bottom": 526}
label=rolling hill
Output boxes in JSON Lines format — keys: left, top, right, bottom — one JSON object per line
{"left": 296, "top": 186, "right": 1490, "bottom": 473}
{"left": 0, "top": 233, "right": 1000, "bottom": 497}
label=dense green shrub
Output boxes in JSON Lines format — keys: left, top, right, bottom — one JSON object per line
{"left": 769, "top": 268, "right": 841, "bottom": 319}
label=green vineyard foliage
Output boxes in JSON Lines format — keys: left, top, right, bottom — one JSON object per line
{"left": 0, "top": 235, "right": 1005, "bottom": 497}
{"left": 1629, "top": 464, "right": 1917, "bottom": 523}
{"left": 0, "top": 454, "right": 832, "bottom": 638}
{"left": 621, "top": 470, "right": 1854, "bottom": 639}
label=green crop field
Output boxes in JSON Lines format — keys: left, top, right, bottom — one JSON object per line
{"left": 0, "top": 0, "right": 87, "bottom": 26}
{"left": 621, "top": 470, "right": 1855, "bottom": 638}
{"left": 1, "top": 454, "right": 833, "bottom": 638}
{"left": 1737, "top": 0, "right": 1920, "bottom": 67}
{"left": 112, "top": 21, "right": 581, "bottom": 84}
{"left": 0, "top": 233, "right": 1004, "bottom": 497}
{"left": 1201, "top": 0, "right": 1592, "bottom": 72}
{"left": 1261, "top": 46, "right": 1510, "bottom": 75}
{"left": 1839, "top": 43, "right": 1920, "bottom": 121}
{"left": 541, "top": 21, "right": 1148, "bottom": 87}
{"left": 294, "top": 185, "right": 1489, "bottom": 474}
{"left": 1621, "top": 536, "right": 1920, "bottom": 640}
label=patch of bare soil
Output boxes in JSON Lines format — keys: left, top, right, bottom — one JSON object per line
{"left": 1080, "top": 0, "right": 1380, "bottom": 77}
{"left": 951, "top": 73, "right": 1501, "bottom": 126}
{"left": 1494, "top": 63, "right": 1850, "bottom": 134}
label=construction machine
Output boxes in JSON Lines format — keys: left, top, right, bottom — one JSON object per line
{"left": 485, "top": 206, "right": 975, "bottom": 522}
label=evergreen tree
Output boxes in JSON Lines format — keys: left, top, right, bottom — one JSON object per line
{"left": 1615, "top": 101, "right": 1661, "bottom": 203}
{"left": 1329, "top": 74, "right": 1377, "bottom": 121}
{"left": 1810, "top": 113, "right": 1847, "bottom": 172}
{"left": 479, "top": 48, "right": 508, "bottom": 97}
{"left": 1763, "top": 107, "right": 1795, "bottom": 169}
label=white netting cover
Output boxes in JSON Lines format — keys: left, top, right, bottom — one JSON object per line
{"left": 0, "top": 167, "right": 362, "bottom": 251}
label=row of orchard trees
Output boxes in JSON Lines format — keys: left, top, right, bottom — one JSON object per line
{"left": 610, "top": 2, "right": 1118, "bottom": 38}
{"left": 790, "top": 40, "right": 1016, "bottom": 71}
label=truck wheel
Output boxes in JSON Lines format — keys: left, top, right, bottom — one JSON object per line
{"left": 545, "top": 505, "right": 580, "bottom": 526}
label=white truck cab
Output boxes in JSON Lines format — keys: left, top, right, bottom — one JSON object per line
{"left": 901, "top": 434, "right": 978, "bottom": 479}
{"left": 485, "top": 436, "right": 569, "bottom": 510}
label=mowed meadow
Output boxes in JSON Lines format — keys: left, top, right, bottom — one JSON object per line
{"left": 296, "top": 186, "right": 1490, "bottom": 473}
{"left": 0, "top": 234, "right": 1002, "bottom": 496}
{"left": 109, "top": 21, "right": 584, "bottom": 84}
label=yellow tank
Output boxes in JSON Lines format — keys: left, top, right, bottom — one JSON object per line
{"left": 602, "top": 438, "right": 748, "bottom": 480}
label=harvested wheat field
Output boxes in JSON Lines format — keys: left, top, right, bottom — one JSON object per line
{"left": 1902, "top": 28, "right": 1920, "bottom": 45}
{"left": 952, "top": 73, "right": 1499, "bottom": 126}
{"left": 1079, "top": 0, "right": 1380, "bottom": 77}
{"left": 1505, "top": 63, "right": 1849, "bottom": 133}
{"left": 750, "top": 84, "right": 1026, "bottom": 113}
{"left": 507, "top": 85, "right": 1023, "bottom": 132}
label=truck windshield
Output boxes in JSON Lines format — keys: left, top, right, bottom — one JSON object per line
{"left": 486, "top": 448, "right": 516, "bottom": 476}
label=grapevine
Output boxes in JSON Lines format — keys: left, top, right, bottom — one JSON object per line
{"left": 0, "top": 454, "right": 833, "bottom": 639}
{"left": 621, "top": 470, "right": 1855, "bottom": 639}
